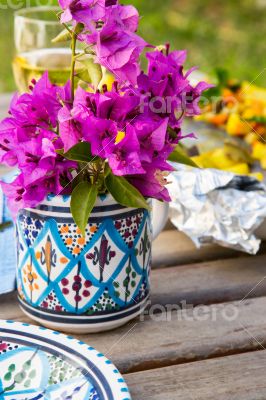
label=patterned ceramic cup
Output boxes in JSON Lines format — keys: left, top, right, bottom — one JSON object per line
{"left": 16, "top": 194, "right": 168, "bottom": 333}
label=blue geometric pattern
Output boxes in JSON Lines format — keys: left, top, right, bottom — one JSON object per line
{"left": 17, "top": 207, "right": 151, "bottom": 320}
{"left": 0, "top": 320, "right": 132, "bottom": 400}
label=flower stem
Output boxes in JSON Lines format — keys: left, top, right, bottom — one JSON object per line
{"left": 70, "top": 32, "right": 77, "bottom": 101}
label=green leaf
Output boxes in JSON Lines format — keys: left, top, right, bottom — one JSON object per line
{"left": 76, "top": 68, "right": 91, "bottom": 84}
{"left": 8, "top": 364, "right": 15, "bottom": 372}
{"left": 23, "top": 361, "right": 31, "bottom": 370}
{"left": 57, "top": 142, "right": 94, "bottom": 163}
{"left": 74, "top": 23, "right": 85, "bottom": 35}
{"left": 168, "top": 145, "right": 199, "bottom": 168}
{"left": 14, "top": 372, "right": 26, "bottom": 384}
{"left": 215, "top": 67, "right": 229, "bottom": 88}
{"left": 3, "top": 383, "right": 15, "bottom": 393}
{"left": 29, "top": 370, "right": 36, "bottom": 379}
{"left": 4, "top": 372, "right": 12, "bottom": 381}
{"left": 76, "top": 57, "right": 103, "bottom": 88}
{"left": 71, "top": 181, "right": 98, "bottom": 235}
{"left": 105, "top": 173, "right": 150, "bottom": 211}
{"left": 201, "top": 86, "right": 221, "bottom": 102}
{"left": 247, "top": 115, "right": 266, "bottom": 124}
{"left": 52, "top": 28, "right": 72, "bottom": 44}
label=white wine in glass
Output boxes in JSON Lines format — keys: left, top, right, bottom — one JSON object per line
{"left": 13, "top": 7, "right": 80, "bottom": 92}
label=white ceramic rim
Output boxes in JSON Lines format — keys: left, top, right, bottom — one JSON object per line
{"left": 38, "top": 193, "right": 125, "bottom": 208}
{"left": 0, "top": 319, "right": 131, "bottom": 400}
{"left": 25, "top": 193, "right": 152, "bottom": 211}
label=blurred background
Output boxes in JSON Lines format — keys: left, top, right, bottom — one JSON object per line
{"left": 0, "top": 0, "right": 265, "bottom": 93}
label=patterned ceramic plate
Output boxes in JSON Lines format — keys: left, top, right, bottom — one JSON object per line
{"left": 0, "top": 320, "right": 131, "bottom": 400}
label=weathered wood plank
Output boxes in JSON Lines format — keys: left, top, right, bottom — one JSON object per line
{"left": 152, "top": 230, "right": 266, "bottom": 268}
{"left": 0, "top": 292, "right": 21, "bottom": 320}
{"left": 126, "top": 350, "right": 266, "bottom": 400}
{"left": 151, "top": 253, "right": 266, "bottom": 306}
{"left": 82, "top": 296, "right": 266, "bottom": 373}
{"left": 4, "top": 293, "right": 266, "bottom": 374}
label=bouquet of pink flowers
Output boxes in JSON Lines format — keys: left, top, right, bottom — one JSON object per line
{"left": 0, "top": 0, "right": 211, "bottom": 234}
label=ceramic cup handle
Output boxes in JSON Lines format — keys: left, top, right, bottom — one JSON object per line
{"left": 151, "top": 200, "right": 169, "bottom": 240}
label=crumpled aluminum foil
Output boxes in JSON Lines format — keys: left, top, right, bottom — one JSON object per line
{"left": 168, "top": 164, "right": 266, "bottom": 254}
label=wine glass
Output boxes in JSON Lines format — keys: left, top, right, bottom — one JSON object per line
{"left": 13, "top": 6, "right": 73, "bottom": 92}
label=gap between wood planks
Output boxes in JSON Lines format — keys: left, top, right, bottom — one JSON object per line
{"left": 151, "top": 253, "right": 266, "bottom": 306}
{"left": 152, "top": 230, "right": 266, "bottom": 269}
{"left": 3, "top": 293, "right": 266, "bottom": 374}
{"left": 80, "top": 296, "right": 266, "bottom": 374}
{"left": 125, "top": 350, "right": 266, "bottom": 400}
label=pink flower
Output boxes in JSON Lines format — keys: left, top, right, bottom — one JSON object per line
{"left": 1, "top": 174, "right": 50, "bottom": 216}
{"left": 129, "top": 167, "right": 171, "bottom": 202}
{"left": 104, "top": 4, "right": 140, "bottom": 32}
{"left": 86, "top": 23, "right": 147, "bottom": 85}
{"left": 59, "top": 0, "right": 105, "bottom": 27}
{"left": 137, "top": 48, "right": 213, "bottom": 129}
{"left": 0, "top": 118, "right": 19, "bottom": 166}
{"left": 82, "top": 118, "right": 117, "bottom": 157}
{"left": 132, "top": 117, "right": 170, "bottom": 163}
{"left": 106, "top": 125, "right": 145, "bottom": 176}
{"left": 9, "top": 72, "right": 63, "bottom": 133}
{"left": 0, "top": 74, "right": 77, "bottom": 216}
{"left": 58, "top": 106, "right": 83, "bottom": 152}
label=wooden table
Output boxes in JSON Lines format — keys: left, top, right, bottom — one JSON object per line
{"left": 2, "top": 229, "right": 266, "bottom": 399}
{"left": 2, "top": 94, "right": 266, "bottom": 398}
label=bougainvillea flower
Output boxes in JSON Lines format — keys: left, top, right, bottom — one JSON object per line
{"left": 106, "top": 125, "right": 145, "bottom": 176}
{"left": 1, "top": 174, "right": 51, "bottom": 217}
{"left": 129, "top": 167, "right": 171, "bottom": 202}
{"left": 9, "top": 72, "right": 62, "bottom": 133}
{"left": 16, "top": 133, "right": 57, "bottom": 185}
{"left": 133, "top": 117, "right": 169, "bottom": 163}
{"left": 104, "top": 4, "right": 140, "bottom": 32}
{"left": 0, "top": 118, "right": 19, "bottom": 166}
{"left": 0, "top": 15, "right": 212, "bottom": 217}
{"left": 86, "top": 20, "right": 147, "bottom": 85}
{"left": 59, "top": 0, "right": 105, "bottom": 27}
{"left": 105, "top": 0, "right": 117, "bottom": 6}
{"left": 82, "top": 118, "right": 117, "bottom": 157}
{"left": 137, "top": 49, "right": 212, "bottom": 129}
{"left": 53, "top": 158, "right": 78, "bottom": 194}
{"left": 1, "top": 153, "right": 76, "bottom": 217}
{"left": 184, "top": 81, "right": 213, "bottom": 116}
{"left": 58, "top": 85, "right": 141, "bottom": 156}
{"left": 58, "top": 106, "right": 83, "bottom": 152}
{"left": 85, "top": 88, "right": 139, "bottom": 121}
{"left": 0, "top": 73, "right": 78, "bottom": 215}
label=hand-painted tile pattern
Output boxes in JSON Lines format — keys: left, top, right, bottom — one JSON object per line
{"left": 16, "top": 197, "right": 152, "bottom": 326}
{"left": 0, "top": 320, "right": 131, "bottom": 399}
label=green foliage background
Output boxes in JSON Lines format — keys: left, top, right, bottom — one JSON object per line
{"left": 0, "top": 0, "right": 265, "bottom": 92}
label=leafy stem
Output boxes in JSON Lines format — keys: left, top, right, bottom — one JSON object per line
{"left": 70, "top": 32, "right": 77, "bottom": 101}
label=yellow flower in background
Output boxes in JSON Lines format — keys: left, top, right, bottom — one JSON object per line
{"left": 196, "top": 79, "right": 266, "bottom": 174}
